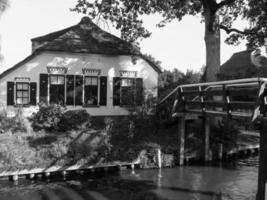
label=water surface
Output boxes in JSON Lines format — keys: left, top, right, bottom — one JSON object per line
{"left": 0, "top": 156, "right": 258, "bottom": 200}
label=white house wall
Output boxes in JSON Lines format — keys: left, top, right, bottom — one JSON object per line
{"left": 0, "top": 51, "right": 158, "bottom": 116}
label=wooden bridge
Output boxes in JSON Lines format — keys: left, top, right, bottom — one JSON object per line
{"left": 159, "top": 77, "right": 267, "bottom": 200}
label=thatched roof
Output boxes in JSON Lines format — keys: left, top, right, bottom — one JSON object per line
{"left": 0, "top": 17, "right": 161, "bottom": 79}
{"left": 32, "top": 17, "right": 140, "bottom": 56}
{"left": 218, "top": 50, "right": 267, "bottom": 80}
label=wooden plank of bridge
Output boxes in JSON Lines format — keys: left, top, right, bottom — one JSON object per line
{"left": 256, "top": 120, "right": 267, "bottom": 200}
{"left": 178, "top": 115, "right": 185, "bottom": 166}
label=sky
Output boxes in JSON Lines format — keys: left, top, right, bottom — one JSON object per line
{"left": 0, "top": 0, "right": 250, "bottom": 74}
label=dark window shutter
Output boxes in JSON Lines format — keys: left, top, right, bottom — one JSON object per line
{"left": 7, "top": 82, "right": 14, "bottom": 105}
{"left": 66, "top": 75, "right": 75, "bottom": 105}
{"left": 39, "top": 74, "right": 48, "bottom": 104}
{"left": 100, "top": 76, "right": 107, "bottom": 106}
{"left": 30, "top": 82, "right": 37, "bottom": 105}
{"left": 75, "top": 75, "right": 83, "bottom": 106}
{"left": 136, "top": 78, "right": 143, "bottom": 106}
{"left": 113, "top": 77, "right": 121, "bottom": 106}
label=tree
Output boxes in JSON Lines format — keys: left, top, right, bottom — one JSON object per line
{"left": 72, "top": 0, "right": 254, "bottom": 82}
{"left": 220, "top": 0, "right": 267, "bottom": 51}
{"left": 0, "top": 0, "right": 9, "bottom": 63}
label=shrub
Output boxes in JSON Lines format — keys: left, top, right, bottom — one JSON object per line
{"left": 67, "top": 130, "right": 111, "bottom": 165}
{"left": 210, "top": 119, "right": 240, "bottom": 150}
{"left": 30, "top": 104, "right": 65, "bottom": 131}
{"left": 59, "top": 109, "right": 91, "bottom": 131}
{"left": 0, "top": 107, "right": 29, "bottom": 134}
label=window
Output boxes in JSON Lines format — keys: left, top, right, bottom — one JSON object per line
{"left": 50, "top": 75, "right": 65, "bottom": 105}
{"left": 121, "top": 78, "right": 135, "bottom": 106}
{"left": 16, "top": 82, "right": 29, "bottom": 105}
{"left": 39, "top": 73, "right": 107, "bottom": 107}
{"left": 113, "top": 77, "right": 143, "bottom": 106}
{"left": 84, "top": 76, "right": 98, "bottom": 106}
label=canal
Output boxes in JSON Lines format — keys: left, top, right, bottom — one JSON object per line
{"left": 0, "top": 156, "right": 258, "bottom": 200}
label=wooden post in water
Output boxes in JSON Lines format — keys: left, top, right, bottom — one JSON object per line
{"left": 203, "top": 116, "right": 211, "bottom": 162}
{"left": 178, "top": 115, "right": 185, "bottom": 166}
{"left": 257, "top": 120, "right": 267, "bottom": 200}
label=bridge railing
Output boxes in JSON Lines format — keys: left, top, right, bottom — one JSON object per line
{"left": 158, "top": 77, "right": 267, "bottom": 121}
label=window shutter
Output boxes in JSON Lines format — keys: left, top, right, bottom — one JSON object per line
{"left": 66, "top": 75, "right": 75, "bottom": 105}
{"left": 100, "top": 76, "right": 107, "bottom": 106}
{"left": 136, "top": 78, "right": 143, "bottom": 106}
{"left": 39, "top": 74, "right": 48, "bottom": 104}
{"left": 30, "top": 82, "right": 37, "bottom": 105}
{"left": 75, "top": 75, "right": 83, "bottom": 106}
{"left": 113, "top": 77, "right": 121, "bottom": 106}
{"left": 7, "top": 82, "right": 14, "bottom": 105}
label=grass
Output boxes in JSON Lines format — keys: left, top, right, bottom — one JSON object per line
{"left": 0, "top": 108, "right": 260, "bottom": 171}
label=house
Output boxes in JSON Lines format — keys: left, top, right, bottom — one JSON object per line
{"left": 0, "top": 17, "right": 161, "bottom": 116}
{"left": 218, "top": 50, "right": 267, "bottom": 80}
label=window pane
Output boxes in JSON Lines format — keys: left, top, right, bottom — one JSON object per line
{"left": 22, "top": 98, "right": 29, "bottom": 104}
{"left": 85, "top": 77, "right": 92, "bottom": 85}
{"left": 121, "top": 78, "right": 134, "bottom": 87}
{"left": 17, "top": 91, "right": 23, "bottom": 97}
{"left": 50, "top": 76, "right": 58, "bottom": 84}
{"left": 58, "top": 76, "right": 65, "bottom": 85}
{"left": 23, "top": 91, "right": 29, "bottom": 97}
{"left": 16, "top": 98, "right": 22, "bottom": 104}
{"left": 91, "top": 77, "right": 98, "bottom": 85}
{"left": 17, "top": 83, "right": 23, "bottom": 90}
{"left": 84, "top": 85, "right": 98, "bottom": 105}
{"left": 50, "top": 75, "right": 64, "bottom": 85}
{"left": 22, "top": 83, "right": 28, "bottom": 90}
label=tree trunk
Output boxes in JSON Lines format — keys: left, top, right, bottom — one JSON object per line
{"left": 204, "top": 8, "right": 221, "bottom": 82}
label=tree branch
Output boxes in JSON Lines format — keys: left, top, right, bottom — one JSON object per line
{"left": 219, "top": 24, "right": 265, "bottom": 38}
{"left": 216, "top": 0, "right": 236, "bottom": 9}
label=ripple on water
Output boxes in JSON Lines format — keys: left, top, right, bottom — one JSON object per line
{"left": 0, "top": 156, "right": 259, "bottom": 200}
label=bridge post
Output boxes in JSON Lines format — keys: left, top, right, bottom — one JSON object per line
{"left": 257, "top": 119, "right": 267, "bottom": 200}
{"left": 178, "top": 115, "right": 185, "bottom": 166}
{"left": 203, "top": 116, "right": 211, "bottom": 162}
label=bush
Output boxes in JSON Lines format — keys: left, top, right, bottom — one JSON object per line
{"left": 59, "top": 109, "right": 91, "bottom": 131}
{"left": 30, "top": 104, "right": 91, "bottom": 132}
{"left": 30, "top": 104, "right": 65, "bottom": 131}
{"left": 0, "top": 107, "right": 30, "bottom": 133}
{"left": 67, "top": 130, "right": 111, "bottom": 165}
{"left": 210, "top": 119, "right": 240, "bottom": 150}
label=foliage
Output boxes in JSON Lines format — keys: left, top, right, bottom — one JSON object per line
{"left": 30, "top": 104, "right": 65, "bottom": 131}
{"left": 72, "top": 0, "right": 247, "bottom": 44}
{"left": 157, "top": 68, "right": 203, "bottom": 120}
{"left": 72, "top": 0, "right": 263, "bottom": 82}
{"left": 0, "top": 131, "right": 38, "bottom": 170}
{"left": 221, "top": 0, "right": 267, "bottom": 50}
{"left": 210, "top": 119, "right": 240, "bottom": 150}
{"left": 59, "top": 109, "right": 91, "bottom": 131}
{"left": 30, "top": 104, "right": 92, "bottom": 132}
{"left": 0, "top": 107, "right": 29, "bottom": 133}
{"left": 67, "top": 130, "right": 111, "bottom": 165}
{"left": 158, "top": 69, "right": 203, "bottom": 99}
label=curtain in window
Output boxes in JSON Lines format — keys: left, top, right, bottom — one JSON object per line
{"left": 121, "top": 78, "right": 135, "bottom": 106}
{"left": 66, "top": 75, "right": 75, "bottom": 105}
{"left": 50, "top": 75, "right": 65, "bottom": 105}
{"left": 84, "top": 76, "right": 98, "bottom": 106}
{"left": 75, "top": 75, "right": 83, "bottom": 106}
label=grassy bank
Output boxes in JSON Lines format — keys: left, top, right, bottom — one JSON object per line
{"left": 0, "top": 105, "right": 259, "bottom": 171}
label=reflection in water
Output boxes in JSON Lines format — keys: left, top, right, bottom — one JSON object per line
{"left": 0, "top": 156, "right": 258, "bottom": 200}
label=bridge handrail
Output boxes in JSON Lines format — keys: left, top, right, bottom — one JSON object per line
{"left": 158, "top": 77, "right": 267, "bottom": 105}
